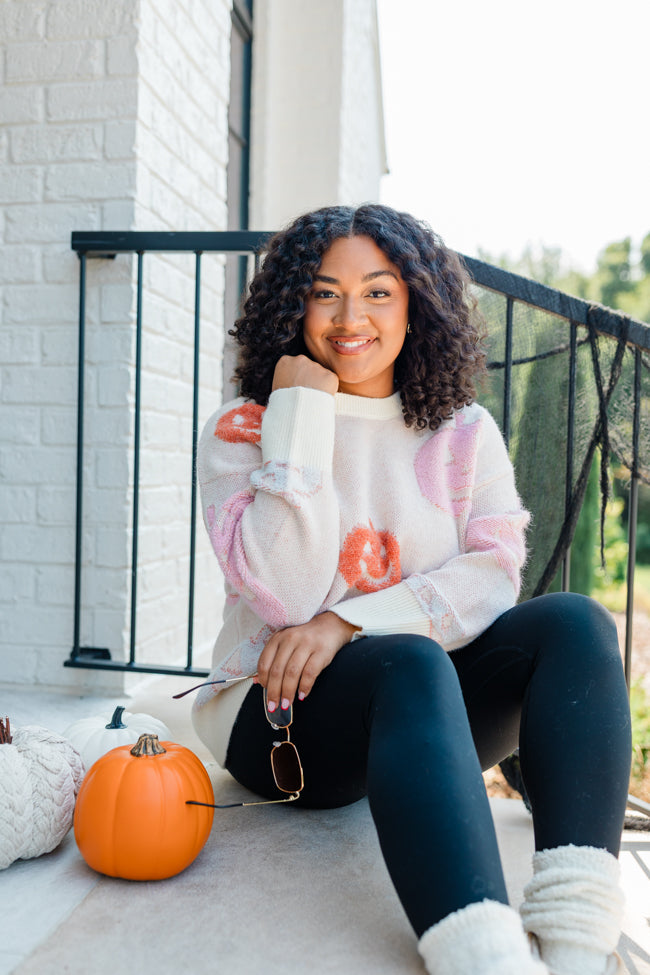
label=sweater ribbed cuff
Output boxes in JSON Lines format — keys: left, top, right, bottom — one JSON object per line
{"left": 333, "top": 582, "right": 431, "bottom": 638}
{"left": 262, "top": 387, "right": 335, "bottom": 470}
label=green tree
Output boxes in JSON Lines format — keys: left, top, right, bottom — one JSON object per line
{"left": 589, "top": 238, "right": 634, "bottom": 309}
{"left": 477, "top": 232, "right": 650, "bottom": 595}
{"left": 640, "top": 232, "right": 650, "bottom": 276}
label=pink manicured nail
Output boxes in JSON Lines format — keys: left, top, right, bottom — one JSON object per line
{"left": 267, "top": 700, "right": 276, "bottom": 713}
{"left": 281, "top": 698, "right": 290, "bottom": 710}
{"left": 298, "top": 691, "right": 305, "bottom": 701}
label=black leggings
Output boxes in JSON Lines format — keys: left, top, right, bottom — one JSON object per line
{"left": 225, "top": 593, "right": 632, "bottom": 937}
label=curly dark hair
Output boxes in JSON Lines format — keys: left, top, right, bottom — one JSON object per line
{"left": 231, "top": 203, "right": 486, "bottom": 430}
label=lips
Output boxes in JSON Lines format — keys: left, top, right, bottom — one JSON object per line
{"left": 328, "top": 336, "right": 375, "bottom": 354}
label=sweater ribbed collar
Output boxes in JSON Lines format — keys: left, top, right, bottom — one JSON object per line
{"left": 334, "top": 391, "right": 403, "bottom": 419}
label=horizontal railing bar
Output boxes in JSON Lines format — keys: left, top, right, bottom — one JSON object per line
{"left": 463, "top": 254, "right": 650, "bottom": 351}
{"left": 71, "top": 230, "right": 271, "bottom": 257}
{"left": 488, "top": 336, "right": 590, "bottom": 371}
{"left": 64, "top": 658, "right": 209, "bottom": 678}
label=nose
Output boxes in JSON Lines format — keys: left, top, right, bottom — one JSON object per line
{"left": 333, "top": 295, "right": 365, "bottom": 328}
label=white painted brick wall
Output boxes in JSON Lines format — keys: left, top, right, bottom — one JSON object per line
{"left": 113, "top": 0, "right": 232, "bottom": 679}
{"left": 1, "top": 0, "right": 231, "bottom": 692}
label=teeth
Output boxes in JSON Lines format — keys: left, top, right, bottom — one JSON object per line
{"left": 333, "top": 339, "right": 370, "bottom": 348}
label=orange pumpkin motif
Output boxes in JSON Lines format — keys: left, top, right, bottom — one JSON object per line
{"left": 339, "top": 523, "right": 401, "bottom": 594}
{"left": 73, "top": 735, "right": 214, "bottom": 881}
{"left": 215, "top": 403, "right": 265, "bottom": 444}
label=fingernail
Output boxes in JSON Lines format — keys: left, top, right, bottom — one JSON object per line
{"left": 267, "top": 700, "right": 276, "bottom": 713}
{"left": 281, "top": 698, "right": 290, "bottom": 710}
{"left": 298, "top": 691, "right": 305, "bottom": 701}
{"left": 252, "top": 676, "right": 259, "bottom": 684}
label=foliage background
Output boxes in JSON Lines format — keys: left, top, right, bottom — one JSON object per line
{"left": 479, "top": 232, "right": 650, "bottom": 800}
{"left": 478, "top": 230, "right": 650, "bottom": 591}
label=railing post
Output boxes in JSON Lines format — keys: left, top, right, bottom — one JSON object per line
{"left": 187, "top": 252, "right": 202, "bottom": 670}
{"left": 72, "top": 253, "right": 87, "bottom": 658}
{"left": 624, "top": 347, "right": 642, "bottom": 688}
{"left": 129, "top": 253, "right": 144, "bottom": 665}
{"left": 503, "top": 297, "right": 513, "bottom": 448}
{"left": 561, "top": 323, "right": 578, "bottom": 591}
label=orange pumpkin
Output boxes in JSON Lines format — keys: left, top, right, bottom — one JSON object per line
{"left": 73, "top": 734, "right": 214, "bottom": 880}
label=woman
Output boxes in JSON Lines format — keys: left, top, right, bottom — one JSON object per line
{"left": 191, "top": 204, "right": 631, "bottom": 975}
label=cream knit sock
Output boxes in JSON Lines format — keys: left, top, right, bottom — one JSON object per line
{"left": 418, "top": 899, "right": 549, "bottom": 975}
{"left": 519, "top": 845, "right": 624, "bottom": 975}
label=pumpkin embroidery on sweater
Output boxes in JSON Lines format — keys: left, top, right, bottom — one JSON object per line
{"left": 339, "top": 523, "right": 401, "bottom": 594}
{"left": 206, "top": 499, "right": 288, "bottom": 628}
{"left": 414, "top": 413, "right": 481, "bottom": 516}
{"left": 215, "top": 403, "right": 265, "bottom": 444}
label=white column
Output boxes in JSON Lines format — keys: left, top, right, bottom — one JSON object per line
{"left": 249, "top": 0, "right": 387, "bottom": 231}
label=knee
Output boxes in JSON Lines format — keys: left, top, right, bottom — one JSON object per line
{"left": 370, "top": 633, "right": 458, "bottom": 697}
{"left": 532, "top": 592, "right": 621, "bottom": 670}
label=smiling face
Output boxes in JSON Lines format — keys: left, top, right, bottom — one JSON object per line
{"left": 302, "top": 235, "right": 410, "bottom": 398}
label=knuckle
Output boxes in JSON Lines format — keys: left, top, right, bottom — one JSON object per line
{"left": 268, "top": 660, "right": 285, "bottom": 680}
{"left": 283, "top": 660, "right": 301, "bottom": 680}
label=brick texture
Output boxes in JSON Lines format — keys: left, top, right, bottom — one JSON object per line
{"left": 1, "top": 0, "right": 231, "bottom": 690}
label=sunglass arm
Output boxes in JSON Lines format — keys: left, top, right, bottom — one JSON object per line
{"left": 172, "top": 673, "right": 257, "bottom": 700}
{"left": 186, "top": 794, "right": 300, "bottom": 809}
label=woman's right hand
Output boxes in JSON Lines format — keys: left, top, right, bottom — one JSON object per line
{"left": 272, "top": 354, "right": 339, "bottom": 395}
{"left": 256, "top": 611, "right": 359, "bottom": 712}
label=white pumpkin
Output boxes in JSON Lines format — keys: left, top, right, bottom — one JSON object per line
{"left": 63, "top": 706, "right": 173, "bottom": 772}
{"left": 0, "top": 717, "right": 84, "bottom": 870}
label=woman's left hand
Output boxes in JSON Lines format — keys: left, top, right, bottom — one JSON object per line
{"left": 257, "top": 612, "right": 360, "bottom": 715}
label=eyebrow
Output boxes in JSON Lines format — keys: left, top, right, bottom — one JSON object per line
{"left": 314, "top": 269, "right": 399, "bottom": 284}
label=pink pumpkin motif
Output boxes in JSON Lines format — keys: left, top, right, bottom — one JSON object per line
{"left": 415, "top": 413, "right": 481, "bottom": 516}
{"left": 206, "top": 500, "right": 288, "bottom": 628}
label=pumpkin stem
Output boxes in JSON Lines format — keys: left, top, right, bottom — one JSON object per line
{"left": 130, "top": 733, "right": 166, "bottom": 757}
{"left": 106, "top": 706, "right": 128, "bottom": 730}
{"left": 0, "top": 718, "right": 12, "bottom": 745}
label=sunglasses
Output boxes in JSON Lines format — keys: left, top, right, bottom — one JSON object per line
{"left": 173, "top": 675, "right": 304, "bottom": 808}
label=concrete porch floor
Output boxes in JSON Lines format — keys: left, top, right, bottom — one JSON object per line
{"left": 2, "top": 675, "right": 650, "bottom": 975}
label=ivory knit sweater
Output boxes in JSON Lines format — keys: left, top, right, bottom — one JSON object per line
{"left": 192, "top": 386, "right": 529, "bottom": 766}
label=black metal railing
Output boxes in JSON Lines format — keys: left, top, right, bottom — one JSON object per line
{"left": 67, "top": 232, "right": 269, "bottom": 678}
{"left": 66, "top": 232, "right": 650, "bottom": 687}
{"left": 464, "top": 257, "right": 650, "bottom": 687}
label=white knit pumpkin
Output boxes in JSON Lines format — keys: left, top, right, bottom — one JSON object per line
{"left": 0, "top": 719, "right": 84, "bottom": 870}
{"left": 63, "top": 706, "right": 173, "bottom": 772}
